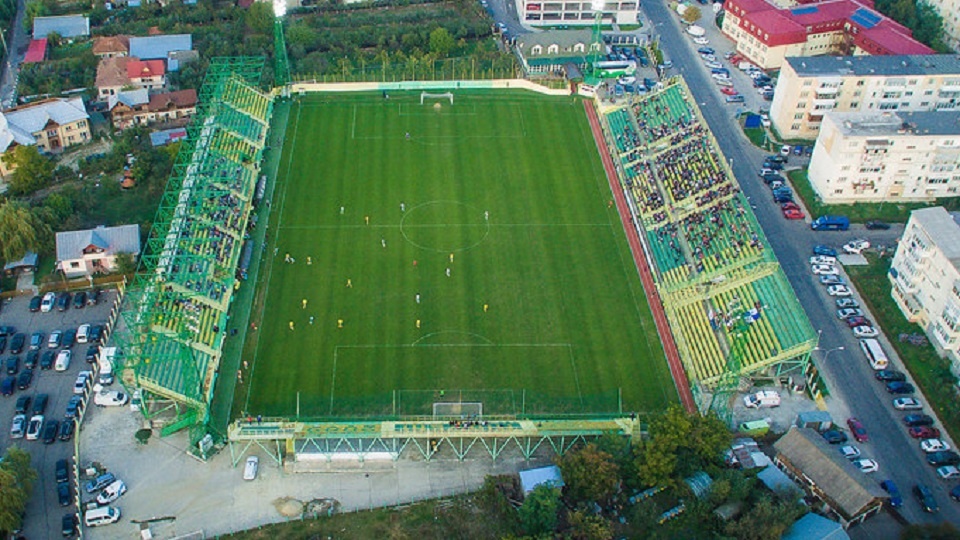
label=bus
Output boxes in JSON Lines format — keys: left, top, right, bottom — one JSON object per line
{"left": 859, "top": 338, "right": 889, "bottom": 370}
{"left": 595, "top": 60, "right": 636, "bottom": 79}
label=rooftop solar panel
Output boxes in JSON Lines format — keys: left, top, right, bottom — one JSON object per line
{"left": 790, "top": 5, "right": 818, "bottom": 15}
{"left": 851, "top": 7, "right": 881, "bottom": 29}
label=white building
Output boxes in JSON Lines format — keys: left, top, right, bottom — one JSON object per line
{"left": 925, "top": 0, "right": 960, "bottom": 52}
{"left": 56, "top": 224, "right": 141, "bottom": 278}
{"left": 890, "top": 207, "right": 960, "bottom": 374}
{"left": 770, "top": 55, "right": 960, "bottom": 141}
{"left": 519, "top": 0, "right": 639, "bottom": 27}
{"left": 808, "top": 111, "right": 960, "bottom": 203}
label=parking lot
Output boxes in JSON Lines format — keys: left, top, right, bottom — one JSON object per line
{"left": 0, "top": 289, "right": 119, "bottom": 539}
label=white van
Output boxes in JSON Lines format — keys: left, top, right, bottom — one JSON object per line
{"left": 84, "top": 506, "right": 121, "bottom": 527}
{"left": 743, "top": 390, "right": 781, "bottom": 408}
{"left": 859, "top": 338, "right": 889, "bottom": 370}
{"left": 95, "top": 480, "right": 127, "bottom": 505}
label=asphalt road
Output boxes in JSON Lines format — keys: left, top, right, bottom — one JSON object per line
{"left": 484, "top": 0, "right": 527, "bottom": 39}
{"left": 642, "top": 0, "right": 960, "bottom": 526}
{"left": 0, "top": 0, "right": 30, "bottom": 108}
{"left": 0, "top": 291, "right": 118, "bottom": 539}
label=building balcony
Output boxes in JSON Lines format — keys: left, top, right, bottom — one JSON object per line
{"left": 812, "top": 98, "right": 836, "bottom": 109}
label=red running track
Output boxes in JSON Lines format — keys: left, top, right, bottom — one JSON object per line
{"left": 583, "top": 100, "right": 697, "bottom": 415}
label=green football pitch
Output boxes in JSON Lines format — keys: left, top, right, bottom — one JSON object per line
{"left": 243, "top": 90, "right": 677, "bottom": 419}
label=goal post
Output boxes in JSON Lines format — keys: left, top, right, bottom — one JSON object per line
{"left": 421, "top": 91, "right": 454, "bottom": 105}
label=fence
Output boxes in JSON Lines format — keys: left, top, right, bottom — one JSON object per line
{"left": 290, "top": 56, "right": 520, "bottom": 85}
{"left": 288, "top": 78, "right": 571, "bottom": 96}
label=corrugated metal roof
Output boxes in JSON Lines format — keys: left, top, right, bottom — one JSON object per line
{"left": 128, "top": 34, "right": 192, "bottom": 61}
{"left": 782, "top": 513, "right": 850, "bottom": 540}
{"left": 23, "top": 39, "right": 47, "bottom": 63}
{"left": 56, "top": 224, "right": 141, "bottom": 261}
{"left": 519, "top": 465, "right": 564, "bottom": 493}
{"left": 33, "top": 15, "right": 90, "bottom": 38}
{"left": 787, "top": 54, "right": 960, "bottom": 77}
{"left": 108, "top": 89, "right": 150, "bottom": 111}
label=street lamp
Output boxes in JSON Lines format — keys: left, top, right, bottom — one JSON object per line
{"left": 813, "top": 345, "right": 845, "bottom": 362}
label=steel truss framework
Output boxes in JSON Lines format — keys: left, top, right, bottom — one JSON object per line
{"left": 111, "top": 57, "right": 273, "bottom": 444}
{"left": 226, "top": 417, "right": 642, "bottom": 466}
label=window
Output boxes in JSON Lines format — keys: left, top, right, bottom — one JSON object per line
{"left": 850, "top": 102, "right": 859, "bottom": 108}
{"left": 70, "top": 262, "right": 80, "bottom": 268}
{"left": 791, "top": 123, "right": 801, "bottom": 130}
{"left": 794, "top": 113, "right": 804, "bottom": 119}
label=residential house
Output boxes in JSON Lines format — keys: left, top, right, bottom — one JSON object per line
{"left": 774, "top": 428, "right": 887, "bottom": 527}
{"left": 721, "top": 0, "right": 933, "bottom": 70}
{"left": 770, "top": 54, "right": 960, "bottom": 140}
{"left": 56, "top": 225, "right": 141, "bottom": 278}
{"left": 0, "top": 97, "right": 90, "bottom": 176}
{"left": 92, "top": 35, "right": 131, "bottom": 58}
{"left": 127, "top": 59, "right": 166, "bottom": 92}
{"left": 32, "top": 15, "right": 90, "bottom": 40}
{"left": 890, "top": 207, "right": 960, "bottom": 374}
{"left": 515, "top": 29, "right": 600, "bottom": 75}
{"left": 129, "top": 34, "right": 194, "bottom": 71}
{"left": 109, "top": 88, "right": 196, "bottom": 130}
{"left": 96, "top": 57, "right": 166, "bottom": 100}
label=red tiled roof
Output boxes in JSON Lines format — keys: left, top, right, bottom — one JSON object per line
{"left": 726, "top": 0, "right": 933, "bottom": 55}
{"left": 92, "top": 35, "right": 130, "bottom": 56}
{"left": 23, "top": 39, "right": 47, "bottom": 63}
{"left": 126, "top": 59, "right": 166, "bottom": 79}
{"left": 147, "top": 89, "right": 197, "bottom": 110}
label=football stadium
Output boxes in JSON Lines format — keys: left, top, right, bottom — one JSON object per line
{"left": 106, "top": 59, "right": 816, "bottom": 462}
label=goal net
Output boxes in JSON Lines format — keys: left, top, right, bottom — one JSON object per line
{"left": 433, "top": 401, "right": 482, "bottom": 418}
{"left": 421, "top": 92, "right": 454, "bottom": 105}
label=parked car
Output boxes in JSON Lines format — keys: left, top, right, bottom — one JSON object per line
{"left": 725, "top": 94, "right": 744, "bottom": 103}
{"left": 865, "top": 220, "right": 891, "bottom": 230}
{"left": 17, "top": 369, "right": 33, "bottom": 390}
{"left": 28, "top": 295, "right": 42, "bottom": 312}
{"left": 881, "top": 480, "right": 903, "bottom": 507}
{"left": 904, "top": 414, "right": 935, "bottom": 427}
{"left": 40, "top": 292, "right": 56, "bottom": 313}
{"left": 852, "top": 326, "right": 879, "bottom": 338}
{"left": 55, "top": 458, "right": 69, "bottom": 483}
{"left": 29, "top": 332, "right": 43, "bottom": 351}
{"left": 0, "top": 376, "right": 14, "bottom": 396}
{"left": 96, "top": 480, "right": 127, "bottom": 505}
{"left": 57, "top": 481, "right": 71, "bottom": 506}
{"left": 813, "top": 245, "right": 837, "bottom": 257}
{"left": 893, "top": 397, "right": 923, "bottom": 410}
{"left": 922, "top": 439, "right": 951, "bottom": 453}
{"left": 782, "top": 204, "right": 804, "bottom": 220}
{"left": 58, "top": 419, "right": 74, "bottom": 441}
{"left": 65, "top": 395, "right": 83, "bottom": 419}
{"left": 25, "top": 414, "right": 43, "bottom": 440}
{"left": 243, "top": 456, "right": 259, "bottom": 480}
{"left": 720, "top": 87, "right": 738, "bottom": 96}
{"left": 910, "top": 426, "right": 941, "bottom": 439}
{"left": 47, "top": 330, "right": 62, "bottom": 349}
{"left": 5, "top": 356, "right": 18, "bottom": 375}
{"left": 952, "top": 485, "right": 960, "bottom": 502}
{"left": 61, "top": 329, "right": 75, "bottom": 349}
{"left": 72, "top": 291, "right": 86, "bottom": 309}
{"left": 887, "top": 381, "right": 916, "bottom": 394}
{"left": 74, "top": 371, "right": 92, "bottom": 395}
{"left": 846, "top": 316, "right": 871, "bottom": 327}
{"left": 24, "top": 350, "right": 38, "bottom": 369}
{"left": 812, "top": 264, "right": 839, "bottom": 275}
{"left": 76, "top": 324, "right": 90, "bottom": 344}
{"left": 843, "top": 239, "right": 871, "bottom": 254}
{"left": 94, "top": 389, "right": 128, "bottom": 407}
{"left": 839, "top": 445, "right": 860, "bottom": 459}
{"left": 32, "top": 394, "right": 48, "bottom": 415}
{"left": 10, "top": 414, "right": 25, "bottom": 438}
{"left": 89, "top": 325, "right": 103, "bottom": 344}
{"left": 54, "top": 350, "right": 71, "bottom": 372}
{"left": 820, "top": 275, "right": 844, "bottom": 285}
{"left": 927, "top": 451, "right": 960, "bottom": 467}
{"left": 55, "top": 292, "right": 70, "bottom": 312}
{"left": 811, "top": 255, "right": 837, "bottom": 266}
{"left": 875, "top": 369, "right": 905, "bottom": 382}
{"left": 847, "top": 418, "right": 869, "bottom": 442}
{"left": 937, "top": 465, "right": 960, "bottom": 480}
{"left": 821, "top": 429, "right": 848, "bottom": 444}
{"left": 853, "top": 459, "right": 878, "bottom": 473}
{"left": 62, "top": 513, "right": 76, "bottom": 537}
{"left": 40, "top": 351, "right": 55, "bottom": 370}
{"left": 697, "top": 46, "right": 715, "bottom": 54}
{"left": 42, "top": 419, "right": 58, "bottom": 444}
{"left": 85, "top": 346, "right": 99, "bottom": 363}
{"left": 84, "top": 472, "right": 116, "bottom": 494}
{"left": 14, "top": 395, "right": 30, "bottom": 414}
{"left": 827, "top": 285, "right": 852, "bottom": 296}
{"left": 87, "top": 289, "right": 101, "bottom": 306}
{"left": 10, "top": 333, "right": 25, "bottom": 354}
{"left": 915, "top": 484, "right": 939, "bottom": 512}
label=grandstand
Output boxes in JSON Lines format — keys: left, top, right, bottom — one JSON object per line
{"left": 109, "top": 57, "right": 274, "bottom": 444}
{"left": 596, "top": 80, "right": 817, "bottom": 409}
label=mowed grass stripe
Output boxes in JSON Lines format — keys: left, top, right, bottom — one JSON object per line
{"left": 246, "top": 91, "right": 676, "bottom": 418}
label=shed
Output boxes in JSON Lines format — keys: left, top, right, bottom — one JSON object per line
{"left": 774, "top": 428, "right": 886, "bottom": 528}
{"left": 519, "top": 465, "right": 564, "bottom": 494}
{"left": 796, "top": 410, "right": 833, "bottom": 431}
{"left": 782, "top": 512, "right": 850, "bottom": 540}
{"left": 23, "top": 39, "right": 47, "bottom": 63}
{"left": 3, "top": 251, "right": 38, "bottom": 276}
{"left": 33, "top": 15, "right": 90, "bottom": 39}
{"left": 129, "top": 34, "right": 192, "bottom": 71}
{"left": 684, "top": 471, "right": 713, "bottom": 499}
{"left": 756, "top": 464, "right": 802, "bottom": 499}
{"left": 150, "top": 127, "right": 188, "bottom": 147}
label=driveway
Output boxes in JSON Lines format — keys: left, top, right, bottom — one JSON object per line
{"left": 642, "top": 0, "right": 960, "bottom": 526}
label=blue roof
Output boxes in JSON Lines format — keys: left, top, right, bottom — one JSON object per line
{"left": 519, "top": 465, "right": 564, "bottom": 493}
{"left": 33, "top": 15, "right": 90, "bottom": 39}
{"left": 744, "top": 114, "right": 762, "bottom": 128}
{"left": 782, "top": 513, "right": 850, "bottom": 540}
{"left": 790, "top": 5, "right": 818, "bottom": 15}
{"left": 849, "top": 7, "right": 882, "bottom": 29}
{"left": 129, "top": 34, "right": 192, "bottom": 61}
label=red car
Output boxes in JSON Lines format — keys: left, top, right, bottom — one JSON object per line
{"left": 910, "top": 426, "right": 941, "bottom": 439}
{"left": 720, "top": 87, "right": 739, "bottom": 96}
{"left": 781, "top": 202, "right": 804, "bottom": 219}
{"left": 731, "top": 55, "right": 744, "bottom": 64}
{"left": 846, "top": 316, "right": 872, "bottom": 328}
{"left": 847, "top": 417, "right": 869, "bottom": 442}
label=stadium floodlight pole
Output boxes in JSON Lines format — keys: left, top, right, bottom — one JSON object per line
{"left": 590, "top": 0, "right": 604, "bottom": 78}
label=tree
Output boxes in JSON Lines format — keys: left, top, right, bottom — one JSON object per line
{"left": 519, "top": 485, "right": 560, "bottom": 536}
{"left": 0, "top": 201, "right": 49, "bottom": 263}
{"left": 559, "top": 444, "right": 620, "bottom": 507}
{"left": 566, "top": 509, "right": 613, "bottom": 540}
{"left": 8, "top": 146, "right": 54, "bottom": 195}
{"left": 245, "top": 1, "right": 273, "bottom": 35}
{"left": 901, "top": 522, "right": 960, "bottom": 539}
{"left": 429, "top": 27, "right": 455, "bottom": 58}
{"left": 723, "top": 499, "right": 805, "bottom": 540}
{"left": 681, "top": 6, "right": 702, "bottom": 24}
{"left": 113, "top": 252, "right": 138, "bottom": 275}
{"left": 0, "top": 447, "right": 36, "bottom": 535}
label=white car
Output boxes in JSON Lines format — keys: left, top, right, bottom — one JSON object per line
{"left": 55, "top": 350, "right": 72, "bottom": 372}
{"left": 837, "top": 308, "right": 863, "bottom": 319}
{"left": 827, "top": 285, "right": 852, "bottom": 297}
{"left": 243, "top": 456, "right": 259, "bottom": 480}
{"left": 921, "top": 439, "right": 951, "bottom": 453}
{"left": 10, "top": 414, "right": 25, "bottom": 439}
{"left": 839, "top": 445, "right": 860, "bottom": 459}
{"left": 693, "top": 37, "right": 710, "bottom": 45}
{"left": 893, "top": 397, "right": 923, "bottom": 410}
{"left": 130, "top": 388, "right": 142, "bottom": 412}
{"left": 95, "top": 480, "right": 127, "bottom": 505}
{"left": 836, "top": 298, "right": 859, "bottom": 308}
{"left": 47, "top": 330, "right": 62, "bottom": 349}
{"left": 25, "top": 415, "right": 43, "bottom": 440}
{"left": 711, "top": 73, "right": 731, "bottom": 81}
{"left": 700, "top": 54, "right": 717, "bottom": 62}
{"left": 810, "top": 256, "right": 837, "bottom": 266}
{"left": 853, "top": 459, "right": 879, "bottom": 473}
{"left": 760, "top": 114, "right": 771, "bottom": 127}
{"left": 704, "top": 60, "right": 723, "bottom": 69}
{"left": 812, "top": 264, "right": 839, "bottom": 275}
{"left": 937, "top": 465, "right": 960, "bottom": 480}
{"left": 76, "top": 324, "right": 90, "bottom": 344}
{"left": 852, "top": 326, "right": 879, "bottom": 338}
{"left": 74, "top": 371, "right": 92, "bottom": 395}
{"left": 94, "top": 389, "right": 129, "bottom": 407}
{"left": 40, "top": 292, "right": 56, "bottom": 313}
{"left": 715, "top": 78, "right": 734, "bottom": 87}
{"left": 844, "top": 239, "right": 871, "bottom": 254}
{"left": 757, "top": 85, "right": 774, "bottom": 94}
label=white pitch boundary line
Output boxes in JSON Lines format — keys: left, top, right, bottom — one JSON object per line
{"left": 278, "top": 223, "right": 612, "bottom": 231}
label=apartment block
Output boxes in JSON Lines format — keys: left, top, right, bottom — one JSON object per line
{"left": 890, "top": 207, "right": 960, "bottom": 374}
{"left": 808, "top": 111, "right": 960, "bottom": 203}
{"left": 770, "top": 55, "right": 960, "bottom": 140}
{"left": 519, "top": 0, "right": 639, "bottom": 27}
{"left": 925, "top": 0, "right": 960, "bottom": 52}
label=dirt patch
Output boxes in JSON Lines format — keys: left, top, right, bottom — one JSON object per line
{"left": 273, "top": 497, "right": 304, "bottom": 517}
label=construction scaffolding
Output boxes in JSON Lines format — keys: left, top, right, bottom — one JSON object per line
{"left": 110, "top": 57, "right": 273, "bottom": 450}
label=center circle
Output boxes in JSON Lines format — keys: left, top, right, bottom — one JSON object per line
{"left": 399, "top": 200, "right": 490, "bottom": 253}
